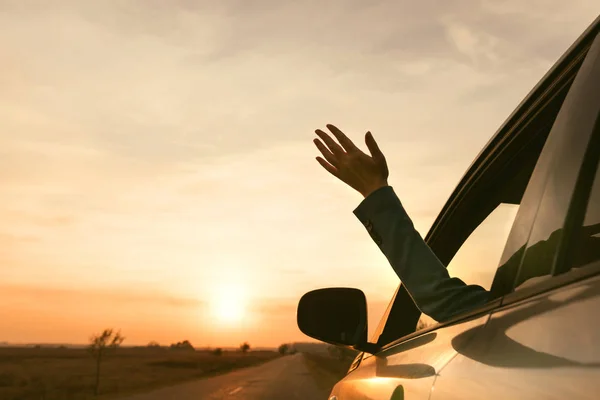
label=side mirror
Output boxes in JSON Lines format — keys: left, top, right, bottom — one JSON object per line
{"left": 297, "top": 288, "right": 379, "bottom": 354}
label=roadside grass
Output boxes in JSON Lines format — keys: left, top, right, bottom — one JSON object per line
{"left": 302, "top": 351, "right": 356, "bottom": 394}
{"left": 0, "top": 347, "right": 279, "bottom": 400}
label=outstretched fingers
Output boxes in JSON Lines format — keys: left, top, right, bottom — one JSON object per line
{"left": 365, "top": 131, "right": 389, "bottom": 175}
{"left": 315, "top": 129, "right": 344, "bottom": 156}
{"left": 313, "top": 138, "right": 338, "bottom": 167}
{"left": 326, "top": 124, "right": 359, "bottom": 153}
{"left": 365, "top": 131, "right": 385, "bottom": 161}
{"left": 316, "top": 156, "right": 339, "bottom": 177}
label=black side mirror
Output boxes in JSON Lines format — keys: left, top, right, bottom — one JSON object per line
{"left": 297, "top": 288, "right": 379, "bottom": 353}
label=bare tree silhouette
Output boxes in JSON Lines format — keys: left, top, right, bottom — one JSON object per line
{"left": 88, "top": 328, "right": 124, "bottom": 396}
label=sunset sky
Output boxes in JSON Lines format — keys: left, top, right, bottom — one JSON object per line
{"left": 1, "top": 1, "right": 598, "bottom": 348}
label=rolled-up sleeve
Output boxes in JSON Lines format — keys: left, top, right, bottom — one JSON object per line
{"left": 354, "top": 186, "right": 490, "bottom": 322}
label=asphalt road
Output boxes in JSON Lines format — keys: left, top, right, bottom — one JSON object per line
{"left": 118, "top": 353, "right": 329, "bottom": 400}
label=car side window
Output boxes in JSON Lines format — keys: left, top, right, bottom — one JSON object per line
{"left": 570, "top": 153, "right": 600, "bottom": 270}
{"left": 446, "top": 204, "right": 520, "bottom": 289}
{"left": 416, "top": 203, "right": 519, "bottom": 329}
{"left": 507, "top": 133, "right": 599, "bottom": 292}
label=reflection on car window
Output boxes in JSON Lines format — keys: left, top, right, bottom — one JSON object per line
{"left": 506, "top": 157, "right": 600, "bottom": 292}
{"left": 504, "top": 228, "right": 561, "bottom": 290}
{"left": 571, "top": 158, "right": 600, "bottom": 269}
{"left": 416, "top": 203, "right": 519, "bottom": 330}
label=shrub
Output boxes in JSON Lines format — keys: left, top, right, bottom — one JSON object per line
{"left": 239, "top": 342, "right": 250, "bottom": 353}
{"left": 169, "top": 340, "right": 195, "bottom": 351}
{"left": 278, "top": 343, "right": 289, "bottom": 355}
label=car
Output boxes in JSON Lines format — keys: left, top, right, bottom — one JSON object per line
{"left": 297, "top": 14, "right": 600, "bottom": 400}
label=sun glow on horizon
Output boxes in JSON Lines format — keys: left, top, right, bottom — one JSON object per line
{"left": 209, "top": 283, "right": 249, "bottom": 325}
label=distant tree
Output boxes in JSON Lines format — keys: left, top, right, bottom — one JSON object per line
{"left": 169, "top": 340, "right": 195, "bottom": 351}
{"left": 213, "top": 347, "right": 223, "bottom": 356}
{"left": 278, "top": 343, "right": 289, "bottom": 355}
{"left": 147, "top": 341, "right": 161, "bottom": 348}
{"left": 240, "top": 342, "right": 250, "bottom": 353}
{"left": 88, "top": 328, "right": 125, "bottom": 396}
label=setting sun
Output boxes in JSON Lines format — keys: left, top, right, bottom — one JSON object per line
{"left": 210, "top": 284, "right": 248, "bottom": 324}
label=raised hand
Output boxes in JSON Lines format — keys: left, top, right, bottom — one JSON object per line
{"left": 313, "top": 124, "right": 389, "bottom": 198}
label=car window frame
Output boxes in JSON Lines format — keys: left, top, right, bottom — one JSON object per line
{"left": 370, "top": 16, "right": 600, "bottom": 350}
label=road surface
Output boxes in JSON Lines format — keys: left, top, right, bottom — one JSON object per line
{"left": 118, "top": 353, "right": 330, "bottom": 400}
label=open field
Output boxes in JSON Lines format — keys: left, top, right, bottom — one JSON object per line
{"left": 0, "top": 346, "right": 280, "bottom": 400}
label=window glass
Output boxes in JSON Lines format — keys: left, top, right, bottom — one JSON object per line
{"left": 506, "top": 145, "right": 600, "bottom": 291}
{"left": 571, "top": 158, "right": 600, "bottom": 269}
{"left": 417, "top": 203, "right": 519, "bottom": 329}
{"left": 447, "top": 204, "right": 520, "bottom": 289}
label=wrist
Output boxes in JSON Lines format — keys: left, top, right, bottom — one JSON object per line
{"left": 360, "top": 181, "right": 389, "bottom": 198}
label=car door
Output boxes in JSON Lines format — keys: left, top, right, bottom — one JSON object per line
{"left": 431, "top": 28, "right": 600, "bottom": 400}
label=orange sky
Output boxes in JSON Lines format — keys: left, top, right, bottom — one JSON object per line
{"left": 1, "top": 1, "right": 598, "bottom": 347}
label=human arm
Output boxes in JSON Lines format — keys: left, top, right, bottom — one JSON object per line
{"left": 313, "top": 124, "right": 489, "bottom": 321}
{"left": 354, "top": 185, "right": 490, "bottom": 321}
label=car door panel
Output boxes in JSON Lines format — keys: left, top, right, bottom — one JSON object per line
{"left": 330, "top": 313, "right": 492, "bottom": 400}
{"left": 431, "top": 270, "right": 600, "bottom": 400}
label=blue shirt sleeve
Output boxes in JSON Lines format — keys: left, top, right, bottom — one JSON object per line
{"left": 353, "top": 186, "right": 490, "bottom": 322}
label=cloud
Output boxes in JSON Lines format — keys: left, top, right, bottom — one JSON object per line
{"left": 1, "top": 284, "right": 204, "bottom": 309}
{"left": 0, "top": 233, "right": 40, "bottom": 245}
{"left": 0, "top": 283, "right": 207, "bottom": 346}
{"left": 250, "top": 300, "right": 297, "bottom": 316}
{"left": 2, "top": 0, "right": 592, "bottom": 167}
{"left": 19, "top": 214, "right": 76, "bottom": 228}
